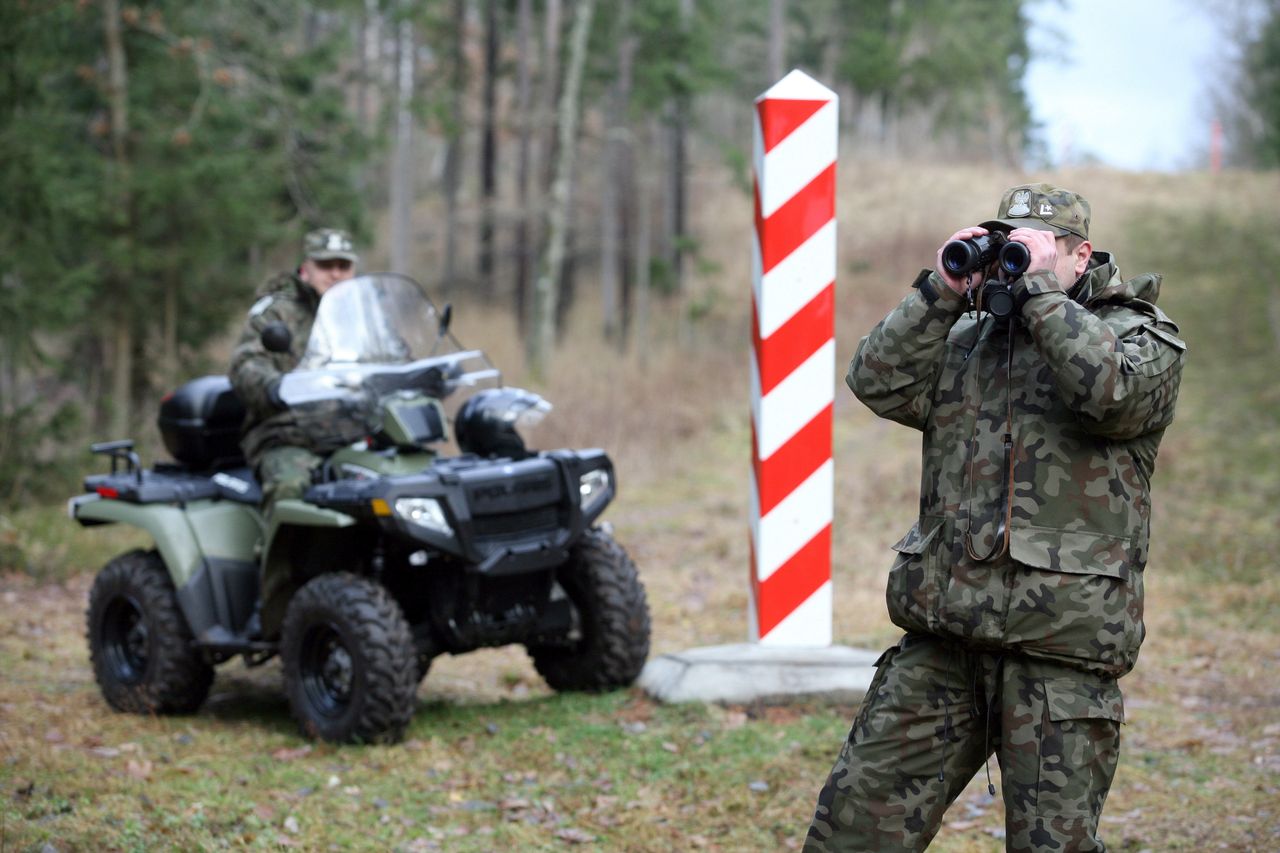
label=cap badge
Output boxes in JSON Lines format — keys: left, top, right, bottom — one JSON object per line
{"left": 1007, "top": 189, "right": 1031, "bottom": 217}
{"left": 327, "top": 233, "right": 348, "bottom": 251}
{"left": 1037, "top": 200, "right": 1055, "bottom": 217}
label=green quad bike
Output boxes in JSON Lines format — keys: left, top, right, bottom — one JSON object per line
{"left": 70, "top": 274, "right": 650, "bottom": 743}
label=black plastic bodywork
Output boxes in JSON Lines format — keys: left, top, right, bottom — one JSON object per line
{"left": 304, "top": 450, "right": 613, "bottom": 655}
{"left": 178, "top": 557, "right": 261, "bottom": 649}
{"left": 306, "top": 450, "right": 613, "bottom": 572}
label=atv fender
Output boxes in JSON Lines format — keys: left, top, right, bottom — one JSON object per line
{"left": 259, "top": 499, "right": 360, "bottom": 638}
{"left": 74, "top": 496, "right": 264, "bottom": 643}
{"left": 266, "top": 499, "right": 358, "bottom": 532}
{"left": 73, "top": 497, "right": 206, "bottom": 587}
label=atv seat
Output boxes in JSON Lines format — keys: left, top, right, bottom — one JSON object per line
{"left": 158, "top": 375, "right": 247, "bottom": 471}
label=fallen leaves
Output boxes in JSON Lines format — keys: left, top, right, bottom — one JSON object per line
{"left": 553, "top": 827, "right": 596, "bottom": 844}
{"left": 271, "top": 744, "right": 313, "bottom": 762}
{"left": 125, "top": 759, "right": 152, "bottom": 780}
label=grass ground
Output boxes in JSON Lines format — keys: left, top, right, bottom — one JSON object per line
{"left": 2, "top": 162, "right": 1278, "bottom": 851}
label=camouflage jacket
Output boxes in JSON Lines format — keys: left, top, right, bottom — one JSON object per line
{"left": 848, "top": 252, "right": 1186, "bottom": 676}
{"left": 230, "top": 273, "right": 384, "bottom": 471}
{"left": 228, "top": 272, "right": 322, "bottom": 468}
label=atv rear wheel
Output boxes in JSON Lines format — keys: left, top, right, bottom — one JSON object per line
{"left": 87, "top": 549, "right": 214, "bottom": 714}
{"left": 528, "top": 528, "right": 650, "bottom": 691}
{"left": 281, "top": 573, "right": 417, "bottom": 743}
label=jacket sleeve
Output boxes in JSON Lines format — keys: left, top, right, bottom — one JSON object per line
{"left": 228, "top": 297, "right": 289, "bottom": 417}
{"left": 1020, "top": 271, "right": 1186, "bottom": 440}
{"left": 846, "top": 271, "right": 967, "bottom": 431}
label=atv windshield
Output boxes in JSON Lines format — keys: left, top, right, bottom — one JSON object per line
{"left": 300, "top": 274, "right": 452, "bottom": 368}
{"left": 278, "top": 274, "right": 498, "bottom": 406}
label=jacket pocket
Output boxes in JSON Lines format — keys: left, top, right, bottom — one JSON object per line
{"left": 1036, "top": 677, "right": 1123, "bottom": 817}
{"left": 1006, "top": 527, "right": 1142, "bottom": 675}
{"left": 886, "top": 519, "right": 942, "bottom": 635}
{"left": 1133, "top": 323, "right": 1186, "bottom": 377}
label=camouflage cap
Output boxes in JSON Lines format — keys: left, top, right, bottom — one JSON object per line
{"left": 304, "top": 228, "right": 359, "bottom": 263}
{"left": 980, "top": 183, "right": 1090, "bottom": 241}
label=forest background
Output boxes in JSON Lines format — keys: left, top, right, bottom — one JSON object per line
{"left": 0, "top": 0, "right": 1140, "bottom": 497}
{"left": 0, "top": 0, "right": 1277, "bottom": 499}
{"left": 2, "top": 0, "right": 1280, "bottom": 850}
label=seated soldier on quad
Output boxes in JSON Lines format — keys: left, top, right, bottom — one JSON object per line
{"left": 228, "top": 228, "right": 358, "bottom": 631}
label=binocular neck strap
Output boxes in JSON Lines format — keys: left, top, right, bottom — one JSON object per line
{"left": 963, "top": 320, "right": 1016, "bottom": 563}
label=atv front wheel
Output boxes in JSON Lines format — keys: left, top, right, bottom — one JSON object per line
{"left": 281, "top": 573, "right": 417, "bottom": 743}
{"left": 87, "top": 549, "right": 214, "bottom": 714}
{"left": 528, "top": 528, "right": 650, "bottom": 691}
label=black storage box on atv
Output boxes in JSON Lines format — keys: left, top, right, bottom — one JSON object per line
{"left": 157, "top": 376, "right": 246, "bottom": 470}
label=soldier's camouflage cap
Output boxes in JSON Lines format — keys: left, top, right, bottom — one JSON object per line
{"left": 980, "top": 183, "right": 1090, "bottom": 241}
{"left": 304, "top": 228, "right": 359, "bottom": 263}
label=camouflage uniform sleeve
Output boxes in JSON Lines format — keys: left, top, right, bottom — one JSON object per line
{"left": 1020, "top": 271, "right": 1186, "bottom": 440}
{"left": 846, "top": 270, "right": 967, "bottom": 431}
{"left": 228, "top": 294, "right": 291, "bottom": 417}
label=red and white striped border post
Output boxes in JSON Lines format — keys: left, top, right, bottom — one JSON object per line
{"left": 749, "top": 70, "right": 837, "bottom": 646}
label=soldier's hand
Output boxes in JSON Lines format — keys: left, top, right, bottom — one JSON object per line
{"left": 936, "top": 227, "right": 989, "bottom": 294}
{"left": 1009, "top": 228, "right": 1060, "bottom": 284}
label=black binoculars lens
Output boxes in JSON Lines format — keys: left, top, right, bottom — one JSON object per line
{"left": 998, "top": 241, "right": 1031, "bottom": 276}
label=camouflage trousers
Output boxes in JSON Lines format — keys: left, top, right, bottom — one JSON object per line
{"left": 805, "top": 633, "right": 1123, "bottom": 852}
{"left": 256, "top": 445, "right": 323, "bottom": 633}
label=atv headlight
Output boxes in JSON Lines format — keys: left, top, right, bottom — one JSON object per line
{"left": 578, "top": 469, "right": 611, "bottom": 513}
{"left": 394, "top": 497, "right": 452, "bottom": 536}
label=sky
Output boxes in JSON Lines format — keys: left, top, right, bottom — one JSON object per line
{"left": 1023, "top": 0, "right": 1238, "bottom": 172}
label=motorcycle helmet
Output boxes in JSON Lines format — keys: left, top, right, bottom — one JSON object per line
{"left": 454, "top": 388, "right": 551, "bottom": 459}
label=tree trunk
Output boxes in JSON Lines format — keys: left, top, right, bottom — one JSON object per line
{"left": 514, "top": 0, "right": 534, "bottom": 333}
{"left": 768, "top": 0, "right": 786, "bottom": 81}
{"left": 163, "top": 281, "right": 177, "bottom": 390}
{"left": 442, "top": 0, "right": 466, "bottom": 287}
{"left": 600, "top": 0, "right": 635, "bottom": 346}
{"left": 599, "top": 149, "right": 619, "bottom": 342}
{"left": 527, "top": 0, "right": 593, "bottom": 379}
{"left": 523, "top": 0, "right": 561, "bottom": 342}
{"left": 355, "top": 0, "right": 382, "bottom": 196}
{"left": 111, "top": 319, "right": 133, "bottom": 439}
{"left": 633, "top": 123, "right": 654, "bottom": 366}
{"left": 356, "top": 0, "right": 376, "bottom": 127}
{"left": 668, "top": 0, "right": 693, "bottom": 344}
{"left": 104, "top": 0, "right": 133, "bottom": 439}
{"left": 535, "top": 0, "right": 563, "bottom": 194}
{"left": 556, "top": 167, "right": 576, "bottom": 335}
{"left": 477, "top": 0, "right": 499, "bottom": 290}
{"left": 390, "top": 13, "right": 415, "bottom": 274}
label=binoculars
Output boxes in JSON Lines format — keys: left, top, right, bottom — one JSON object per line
{"left": 941, "top": 232, "right": 1031, "bottom": 279}
{"left": 941, "top": 232, "right": 1030, "bottom": 319}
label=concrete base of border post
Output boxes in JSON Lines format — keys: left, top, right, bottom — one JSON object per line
{"left": 638, "top": 643, "right": 880, "bottom": 705}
